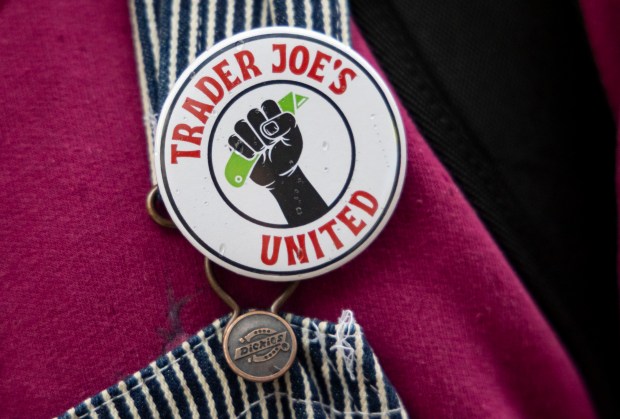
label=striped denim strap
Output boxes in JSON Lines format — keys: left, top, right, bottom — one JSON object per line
{"left": 129, "top": 0, "right": 351, "bottom": 183}
{"left": 59, "top": 313, "right": 408, "bottom": 418}
{"left": 114, "top": 3, "right": 408, "bottom": 418}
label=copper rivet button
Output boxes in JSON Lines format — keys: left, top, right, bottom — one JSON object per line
{"left": 223, "top": 311, "right": 297, "bottom": 382}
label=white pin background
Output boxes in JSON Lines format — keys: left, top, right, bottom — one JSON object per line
{"left": 156, "top": 28, "right": 406, "bottom": 280}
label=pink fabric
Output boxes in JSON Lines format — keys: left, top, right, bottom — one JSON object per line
{"left": 0, "top": 1, "right": 594, "bottom": 417}
{"left": 580, "top": 0, "right": 620, "bottom": 289}
{"left": 580, "top": 0, "right": 620, "bottom": 120}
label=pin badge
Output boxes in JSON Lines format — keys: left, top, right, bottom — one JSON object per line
{"left": 156, "top": 27, "right": 407, "bottom": 280}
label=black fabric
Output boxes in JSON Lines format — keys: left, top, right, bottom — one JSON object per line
{"left": 351, "top": 0, "right": 619, "bottom": 417}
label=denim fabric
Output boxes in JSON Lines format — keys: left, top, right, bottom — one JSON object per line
{"left": 96, "top": 2, "right": 406, "bottom": 417}
{"left": 58, "top": 313, "right": 407, "bottom": 418}
{"left": 128, "top": 0, "right": 351, "bottom": 182}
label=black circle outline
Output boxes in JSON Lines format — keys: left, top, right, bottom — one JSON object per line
{"left": 160, "top": 32, "right": 403, "bottom": 277}
{"left": 208, "top": 80, "right": 355, "bottom": 228}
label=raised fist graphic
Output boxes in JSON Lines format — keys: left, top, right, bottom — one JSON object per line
{"left": 227, "top": 99, "right": 328, "bottom": 227}
{"left": 228, "top": 99, "right": 303, "bottom": 187}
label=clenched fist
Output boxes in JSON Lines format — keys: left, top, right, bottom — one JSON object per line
{"left": 227, "top": 99, "right": 328, "bottom": 227}
{"left": 228, "top": 99, "right": 303, "bottom": 187}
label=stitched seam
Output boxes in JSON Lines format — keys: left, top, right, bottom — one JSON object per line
{"left": 236, "top": 391, "right": 402, "bottom": 418}
{"left": 351, "top": 0, "right": 559, "bottom": 301}
{"left": 351, "top": 0, "right": 547, "bottom": 241}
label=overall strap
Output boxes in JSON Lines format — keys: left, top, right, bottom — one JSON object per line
{"left": 129, "top": 0, "right": 351, "bottom": 183}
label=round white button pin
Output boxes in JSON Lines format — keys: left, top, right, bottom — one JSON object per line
{"left": 156, "top": 27, "right": 406, "bottom": 281}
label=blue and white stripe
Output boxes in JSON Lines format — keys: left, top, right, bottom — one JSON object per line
{"left": 129, "top": 0, "right": 351, "bottom": 183}
{"left": 58, "top": 313, "right": 407, "bottom": 418}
